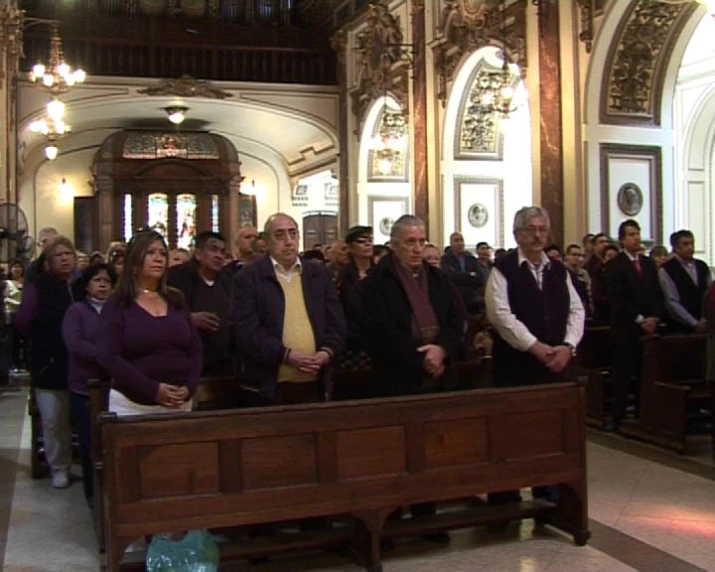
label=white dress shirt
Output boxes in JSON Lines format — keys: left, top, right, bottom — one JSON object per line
{"left": 485, "top": 249, "right": 585, "bottom": 352}
{"left": 271, "top": 256, "right": 302, "bottom": 283}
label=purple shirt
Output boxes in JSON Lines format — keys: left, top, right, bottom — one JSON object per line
{"left": 62, "top": 300, "right": 105, "bottom": 395}
{"left": 97, "top": 296, "right": 203, "bottom": 406}
{"left": 15, "top": 282, "right": 40, "bottom": 337}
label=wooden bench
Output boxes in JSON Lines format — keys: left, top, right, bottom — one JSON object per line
{"left": 573, "top": 326, "right": 612, "bottom": 428}
{"left": 101, "top": 380, "right": 590, "bottom": 571}
{"left": 619, "top": 333, "right": 711, "bottom": 454}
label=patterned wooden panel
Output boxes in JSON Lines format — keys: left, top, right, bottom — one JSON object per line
{"left": 423, "top": 418, "right": 489, "bottom": 470}
{"left": 335, "top": 426, "right": 406, "bottom": 480}
{"left": 242, "top": 434, "right": 318, "bottom": 490}
{"left": 138, "top": 442, "right": 221, "bottom": 499}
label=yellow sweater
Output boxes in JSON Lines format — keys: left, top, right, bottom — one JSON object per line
{"left": 276, "top": 271, "right": 317, "bottom": 383}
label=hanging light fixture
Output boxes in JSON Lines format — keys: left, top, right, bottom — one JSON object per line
{"left": 28, "top": 23, "right": 86, "bottom": 95}
{"left": 165, "top": 106, "right": 188, "bottom": 125}
{"left": 44, "top": 144, "right": 59, "bottom": 161}
{"left": 370, "top": 97, "right": 407, "bottom": 176}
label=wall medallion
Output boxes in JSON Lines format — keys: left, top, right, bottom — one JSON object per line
{"left": 617, "top": 183, "right": 643, "bottom": 216}
{"left": 467, "top": 203, "right": 489, "bottom": 228}
{"left": 379, "top": 217, "right": 395, "bottom": 236}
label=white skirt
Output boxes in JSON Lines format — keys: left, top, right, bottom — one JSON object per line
{"left": 109, "top": 389, "right": 193, "bottom": 417}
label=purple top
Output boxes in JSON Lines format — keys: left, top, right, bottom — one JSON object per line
{"left": 15, "top": 282, "right": 39, "bottom": 337}
{"left": 97, "top": 295, "right": 203, "bottom": 406}
{"left": 62, "top": 300, "right": 105, "bottom": 395}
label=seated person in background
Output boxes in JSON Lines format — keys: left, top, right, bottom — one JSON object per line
{"left": 61, "top": 262, "right": 117, "bottom": 508}
{"left": 232, "top": 213, "right": 345, "bottom": 406}
{"left": 168, "top": 231, "right": 234, "bottom": 376}
{"left": 169, "top": 247, "right": 190, "bottom": 267}
{"left": 422, "top": 243, "right": 441, "bottom": 268}
{"left": 649, "top": 245, "right": 669, "bottom": 269}
{"left": 440, "top": 232, "right": 485, "bottom": 314}
{"left": 362, "top": 215, "right": 463, "bottom": 397}
{"left": 659, "top": 230, "right": 710, "bottom": 333}
{"left": 338, "top": 226, "right": 375, "bottom": 370}
{"left": 98, "top": 230, "right": 202, "bottom": 416}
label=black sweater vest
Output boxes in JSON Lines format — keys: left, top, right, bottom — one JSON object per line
{"left": 662, "top": 257, "right": 709, "bottom": 323}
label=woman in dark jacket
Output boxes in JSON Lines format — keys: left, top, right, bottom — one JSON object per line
{"left": 338, "top": 226, "right": 375, "bottom": 370}
{"left": 16, "top": 235, "right": 77, "bottom": 489}
{"left": 61, "top": 263, "right": 117, "bottom": 507}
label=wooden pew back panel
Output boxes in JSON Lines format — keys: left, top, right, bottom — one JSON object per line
{"left": 102, "top": 382, "right": 588, "bottom": 565}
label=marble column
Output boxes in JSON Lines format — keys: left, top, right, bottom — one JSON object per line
{"left": 411, "top": 0, "right": 428, "bottom": 233}
{"left": 0, "top": 6, "right": 21, "bottom": 205}
{"left": 331, "top": 30, "right": 350, "bottom": 237}
{"left": 538, "top": 1, "right": 564, "bottom": 246}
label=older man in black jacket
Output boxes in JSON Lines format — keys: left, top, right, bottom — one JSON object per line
{"left": 362, "top": 215, "right": 463, "bottom": 397}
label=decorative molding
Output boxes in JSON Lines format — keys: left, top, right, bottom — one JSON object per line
{"left": 351, "top": 1, "right": 411, "bottom": 130}
{"left": 330, "top": 28, "right": 348, "bottom": 64}
{"left": 455, "top": 59, "right": 513, "bottom": 160}
{"left": 138, "top": 75, "right": 233, "bottom": 99}
{"left": 433, "top": 0, "right": 527, "bottom": 105}
{"left": 601, "top": 0, "right": 697, "bottom": 126}
{"left": 599, "top": 144, "right": 662, "bottom": 245}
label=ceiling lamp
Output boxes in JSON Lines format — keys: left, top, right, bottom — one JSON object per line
{"left": 165, "top": 106, "right": 188, "bottom": 125}
{"left": 370, "top": 104, "right": 407, "bottom": 176}
{"left": 44, "top": 144, "right": 58, "bottom": 161}
{"left": 476, "top": 57, "right": 521, "bottom": 118}
{"left": 29, "top": 24, "right": 86, "bottom": 95}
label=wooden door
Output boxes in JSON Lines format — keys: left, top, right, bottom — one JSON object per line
{"left": 302, "top": 211, "right": 338, "bottom": 251}
{"left": 74, "top": 196, "right": 99, "bottom": 255}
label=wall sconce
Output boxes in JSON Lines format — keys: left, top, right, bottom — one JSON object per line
{"left": 165, "top": 106, "right": 188, "bottom": 125}
{"left": 58, "top": 177, "right": 73, "bottom": 200}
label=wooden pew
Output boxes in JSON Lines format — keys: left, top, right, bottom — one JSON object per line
{"left": 619, "top": 333, "right": 710, "bottom": 454}
{"left": 89, "top": 376, "right": 238, "bottom": 556}
{"left": 101, "top": 381, "right": 590, "bottom": 571}
{"left": 572, "top": 326, "right": 611, "bottom": 428}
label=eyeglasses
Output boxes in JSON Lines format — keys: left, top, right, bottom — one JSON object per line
{"left": 522, "top": 226, "right": 549, "bottom": 236}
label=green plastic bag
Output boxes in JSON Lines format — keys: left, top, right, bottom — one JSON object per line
{"left": 145, "top": 530, "right": 220, "bottom": 572}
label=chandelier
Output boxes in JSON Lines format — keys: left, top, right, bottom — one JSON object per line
{"left": 476, "top": 58, "right": 520, "bottom": 118}
{"left": 371, "top": 101, "right": 407, "bottom": 175}
{"left": 28, "top": 23, "right": 86, "bottom": 95}
{"left": 29, "top": 99, "right": 71, "bottom": 161}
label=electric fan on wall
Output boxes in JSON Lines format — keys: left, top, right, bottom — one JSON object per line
{"left": 0, "top": 203, "right": 33, "bottom": 266}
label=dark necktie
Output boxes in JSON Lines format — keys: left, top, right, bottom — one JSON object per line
{"left": 633, "top": 257, "right": 643, "bottom": 277}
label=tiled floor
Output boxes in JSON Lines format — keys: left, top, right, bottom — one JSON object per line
{"left": 2, "top": 388, "right": 714, "bottom": 572}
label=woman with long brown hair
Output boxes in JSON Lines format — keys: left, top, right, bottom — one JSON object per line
{"left": 16, "top": 236, "right": 76, "bottom": 488}
{"left": 97, "top": 230, "right": 202, "bottom": 416}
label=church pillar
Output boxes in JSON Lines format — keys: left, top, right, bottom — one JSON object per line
{"left": 537, "top": 1, "right": 564, "bottom": 245}
{"left": 0, "top": 5, "right": 21, "bottom": 205}
{"left": 331, "top": 29, "right": 350, "bottom": 237}
{"left": 411, "top": 0, "right": 428, "bottom": 233}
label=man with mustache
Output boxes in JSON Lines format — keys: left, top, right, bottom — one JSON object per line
{"left": 484, "top": 206, "right": 585, "bottom": 517}
{"left": 232, "top": 213, "right": 346, "bottom": 405}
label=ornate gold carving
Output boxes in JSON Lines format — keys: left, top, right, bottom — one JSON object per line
{"left": 138, "top": 75, "right": 233, "bottom": 99}
{"left": 434, "top": 0, "right": 527, "bottom": 104}
{"left": 603, "top": 0, "right": 696, "bottom": 124}
{"left": 330, "top": 28, "right": 348, "bottom": 63}
{"left": 351, "top": 1, "right": 410, "bottom": 128}
{"left": 576, "top": 0, "right": 595, "bottom": 54}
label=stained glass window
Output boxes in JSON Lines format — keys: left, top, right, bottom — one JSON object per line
{"left": 176, "top": 194, "right": 197, "bottom": 249}
{"left": 211, "top": 195, "right": 220, "bottom": 232}
{"left": 147, "top": 193, "right": 169, "bottom": 238}
{"left": 123, "top": 194, "right": 133, "bottom": 242}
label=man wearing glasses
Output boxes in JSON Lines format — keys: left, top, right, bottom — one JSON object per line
{"left": 485, "top": 206, "right": 585, "bottom": 386}
{"left": 232, "top": 213, "right": 346, "bottom": 406}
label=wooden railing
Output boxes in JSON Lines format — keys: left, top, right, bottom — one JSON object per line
{"left": 21, "top": 14, "right": 336, "bottom": 85}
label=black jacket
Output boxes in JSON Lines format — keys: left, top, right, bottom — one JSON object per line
{"left": 440, "top": 250, "right": 485, "bottom": 313}
{"left": 606, "top": 252, "right": 664, "bottom": 343}
{"left": 361, "top": 254, "right": 463, "bottom": 396}
{"left": 338, "top": 258, "right": 374, "bottom": 349}
{"left": 167, "top": 258, "right": 234, "bottom": 310}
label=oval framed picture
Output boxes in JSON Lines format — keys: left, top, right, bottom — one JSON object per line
{"left": 617, "top": 183, "right": 643, "bottom": 216}
{"left": 379, "top": 217, "right": 394, "bottom": 236}
{"left": 467, "top": 203, "right": 489, "bottom": 228}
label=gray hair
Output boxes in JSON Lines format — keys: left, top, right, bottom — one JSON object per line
{"left": 38, "top": 226, "right": 57, "bottom": 241}
{"left": 263, "top": 213, "right": 299, "bottom": 235}
{"left": 513, "top": 206, "right": 550, "bottom": 233}
{"left": 390, "top": 214, "right": 424, "bottom": 239}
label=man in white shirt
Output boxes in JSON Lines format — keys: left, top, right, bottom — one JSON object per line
{"left": 485, "top": 206, "right": 585, "bottom": 387}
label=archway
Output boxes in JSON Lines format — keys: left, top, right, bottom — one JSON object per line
{"left": 441, "top": 46, "right": 532, "bottom": 250}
